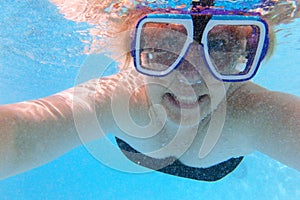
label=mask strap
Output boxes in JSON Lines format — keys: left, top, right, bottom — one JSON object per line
{"left": 190, "top": 0, "right": 214, "bottom": 43}
{"left": 191, "top": 15, "right": 211, "bottom": 43}
{"left": 191, "top": 0, "right": 215, "bottom": 7}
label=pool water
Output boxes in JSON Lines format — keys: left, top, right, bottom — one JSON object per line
{"left": 0, "top": 0, "right": 300, "bottom": 199}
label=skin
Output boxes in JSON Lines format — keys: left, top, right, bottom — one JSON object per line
{"left": 0, "top": 2, "right": 300, "bottom": 180}
{"left": 0, "top": 42, "right": 300, "bottom": 180}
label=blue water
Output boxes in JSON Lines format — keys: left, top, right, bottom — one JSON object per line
{"left": 1, "top": 0, "right": 300, "bottom": 199}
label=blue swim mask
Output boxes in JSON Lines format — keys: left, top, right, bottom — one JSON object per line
{"left": 131, "top": 9, "right": 269, "bottom": 82}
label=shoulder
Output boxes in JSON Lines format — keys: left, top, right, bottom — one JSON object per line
{"left": 227, "top": 81, "right": 300, "bottom": 118}
{"left": 98, "top": 70, "right": 151, "bottom": 130}
{"left": 227, "top": 82, "right": 300, "bottom": 171}
{"left": 225, "top": 81, "right": 300, "bottom": 149}
{"left": 96, "top": 70, "right": 147, "bottom": 99}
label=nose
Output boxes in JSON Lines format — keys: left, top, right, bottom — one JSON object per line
{"left": 175, "top": 42, "right": 206, "bottom": 84}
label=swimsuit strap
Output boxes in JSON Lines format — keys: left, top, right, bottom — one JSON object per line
{"left": 116, "top": 137, "right": 243, "bottom": 182}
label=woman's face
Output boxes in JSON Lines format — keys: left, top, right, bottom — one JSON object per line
{"left": 131, "top": 16, "right": 254, "bottom": 126}
{"left": 143, "top": 41, "right": 231, "bottom": 127}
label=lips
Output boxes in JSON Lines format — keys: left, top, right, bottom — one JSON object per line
{"left": 163, "top": 93, "right": 209, "bottom": 109}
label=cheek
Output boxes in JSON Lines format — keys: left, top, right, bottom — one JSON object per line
{"left": 144, "top": 76, "right": 174, "bottom": 101}
{"left": 145, "top": 84, "right": 166, "bottom": 103}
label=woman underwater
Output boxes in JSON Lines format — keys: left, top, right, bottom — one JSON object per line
{"left": 0, "top": 0, "right": 299, "bottom": 181}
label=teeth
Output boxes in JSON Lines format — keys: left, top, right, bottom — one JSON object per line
{"left": 177, "top": 74, "right": 202, "bottom": 85}
{"left": 179, "top": 79, "right": 189, "bottom": 84}
{"left": 173, "top": 94, "right": 198, "bottom": 104}
{"left": 178, "top": 78, "right": 202, "bottom": 85}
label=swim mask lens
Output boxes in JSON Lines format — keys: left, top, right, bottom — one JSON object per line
{"left": 131, "top": 10, "right": 269, "bottom": 82}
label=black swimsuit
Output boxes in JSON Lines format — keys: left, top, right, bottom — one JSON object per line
{"left": 116, "top": 137, "right": 243, "bottom": 182}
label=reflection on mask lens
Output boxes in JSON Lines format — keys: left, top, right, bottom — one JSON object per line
{"left": 139, "top": 23, "right": 188, "bottom": 72}
{"left": 207, "top": 25, "right": 260, "bottom": 75}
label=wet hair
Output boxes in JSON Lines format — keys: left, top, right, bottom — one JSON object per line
{"left": 85, "top": 6, "right": 153, "bottom": 70}
{"left": 89, "top": 6, "right": 276, "bottom": 71}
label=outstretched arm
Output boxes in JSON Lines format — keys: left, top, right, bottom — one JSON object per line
{"left": 254, "top": 90, "right": 300, "bottom": 171}
{"left": 0, "top": 76, "right": 116, "bottom": 180}
{"left": 233, "top": 83, "right": 300, "bottom": 171}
